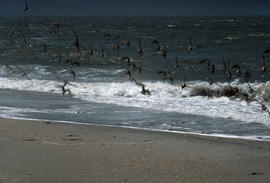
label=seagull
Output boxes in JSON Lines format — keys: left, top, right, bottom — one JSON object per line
{"left": 71, "top": 31, "right": 80, "bottom": 53}
{"left": 129, "top": 62, "right": 142, "bottom": 74}
{"left": 114, "top": 35, "right": 122, "bottom": 40}
{"left": 121, "top": 39, "right": 130, "bottom": 47}
{"left": 263, "top": 48, "right": 270, "bottom": 54}
{"left": 124, "top": 69, "right": 132, "bottom": 80}
{"left": 52, "top": 22, "right": 60, "bottom": 32}
{"left": 24, "top": 0, "right": 29, "bottom": 11}
{"left": 114, "top": 43, "right": 120, "bottom": 57}
{"left": 198, "top": 59, "right": 215, "bottom": 74}
{"left": 175, "top": 57, "right": 180, "bottom": 70}
{"left": 58, "top": 69, "right": 76, "bottom": 80}
{"left": 3, "top": 64, "right": 13, "bottom": 73}
{"left": 152, "top": 39, "right": 160, "bottom": 51}
{"left": 231, "top": 64, "right": 242, "bottom": 77}
{"left": 89, "top": 48, "right": 93, "bottom": 56}
{"left": 222, "top": 55, "right": 227, "bottom": 73}
{"left": 226, "top": 60, "right": 232, "bottom": 81}
{"left": 40, "top": 41, "right": 47, "bottom": 53}
{"left": 89, "top": 42, "right": 94, "bottom": 56}
{"left": 135, "top": 81, "right": 151, "bottom": 95}
{"left": 56, "top": 76, "right": 76, "bottom": 95}
{"left": 121, "top": 56, "right": 131, "bottom": 63}
{"left": 156, "top": 49, "right": 167, "bottom": 59}
{"left": 15, "top": 65, "right": 28, "bottom": 78}
{"left": 261, "top": 49, "right": 270, "bottom": 71}
{"left": 141, "top": 85, "right": 151, "bottom": 95}
{"left": 16, "top": 31, "right": 31, "bottom": 48}
{"left": 61, "top": 81, "right": 71, "bottom": 95}
{"left": 48, "top": 26, "right": 56, "bottom": 35}
{"left": 181, "top": 72, "right": 187, "bottom": 90}
{"left": 261, "top": 55, "right": 266, "bottom": 72}
{"left": 101, "top": 48, "right": 104, "bottom": 57}
{"left": 103, "top": 30, "right": 111, "bottom": 38}
{"left": 9, "top": 29, "right": 16, "bottom": 37}
{"left": 157, "top": 70, "right": 174, "bottom": 82}
{"left": 188, "top": 37, "right": 193, "bottom": 54}
{"left": 53, "top": 54, "right": 63, "bottom": 62}
{"left": 188, "top": 37, "right": 202, "bottom": 54}
{"left": 243, "top": 70, "right": 251, "bottom": 82}
{"left": 22, "top": 37, "right": 31, "bottom": 48}
{"left": 137, "top": 38, "right": 144, "bottom": 57}
{"left": 65, "top": 59, "right": 80, "bottom": 67}
{"left": 190, "top": 65, "right": 215, "bottom": 86}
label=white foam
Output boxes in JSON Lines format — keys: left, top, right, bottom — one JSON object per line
{"left": 0, "top": 77, "right": 269, "bottom": 126}
{"left": 225, "top": 36, "right": 240, "bottom": 40}
{"left": 248, "top": 33, "right": 269, "bottom": 37}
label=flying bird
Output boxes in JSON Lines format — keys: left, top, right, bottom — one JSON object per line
{"left": 156, "top": 49, "right": 167, "bottom": 59}
{"left": 15, "top": 65, "right": 28, "bottom": 78}
{"left": 135, "top": 81, "right": 151, "bottom": 95}
{"left": 226, "top": 60, "right": 232, "bottom": 81}
{"left": 263, "top": 49, "right": 270, "bottom": 54}
{"left": 56, "top": 76, "right": 76, "bottom": 95}
{"left": 158, "top": 70, "right": 174, "bottom": 82}
{"left": 175, "top": 57, "right": 180, "bottom": 70}
{"left": 52, "top": 22, "right": 60, "bottom": 32}
{"left": 103, "top": 30, "right": 111, "bottom": 38}
{"left": 261, "top": 55, "right": 266, "bottom": 72}
{"left": 261, "top": 49, "right": 270, "bottom": 71}
{"left": 58, "top": 69, "right": 76, "bottom": 81}
{"left": 121, "top": 39, "right": 130, "bottom": 47}
{"left": 40, "top": 41, "right": 47, "bottom": 53}
{"left": 114, "top": 35, "right": 122, "bottom": 40}
{"left": 3, "top": 64, "right": 13, "bottom": 73}
{"left": 198, "top": 59, "right": 215, "bottom": 74}
{"left": 231, "top": 64, "right": 242, "bottom": 77}
{"left": 114, "top": 43, "right": 120, "bottom": 57}
{"left": 48, "top": 26, "right": 56, "bottom": 35}
{"left": 101, "top": 48, "right": 104, "bottom": 57}
{"left": 24, "top": 0, "right": 29, "bottom": 11}
{"left": 71, "top": 31, "right": 80, "bottom": 53}
{"left": 89, "top": 42, "right": 94, "bottom": 56}
{"left": 137, "top": 38, "right": 144, "bottom": 57}
{"left": 124, "top": 69, "right": 132, "bottom": 80}
{"left": 222, "top": 55, "right": 227, "bottom": 73}
{"left": 65, "top": 59, "right": 80, "bottom": 67}
{"left": 187, "top": 37, "right": 202, "bottom": 54}
{"left": 152, "top": 39, "right": 161, "bottom": 51}
{"left": 181, "top": 70, "right": 188, "bottom": 90}
{"left": 61, "top": 81, "right": 71, "bottom": 95}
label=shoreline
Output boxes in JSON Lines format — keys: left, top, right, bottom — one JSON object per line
{"left": 1, "top": 117, "right": 270, "bottom": 183}
{"left": 1, "top": 116, "right": 270, "bottom": 143}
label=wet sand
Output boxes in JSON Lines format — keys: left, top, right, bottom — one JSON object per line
{"left": 0, "top": 117, "right": 270, "bottom": 183}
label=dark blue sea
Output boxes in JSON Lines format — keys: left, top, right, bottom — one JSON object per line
{"left": 0, "top": 16, "right": 270, "bottom": 141}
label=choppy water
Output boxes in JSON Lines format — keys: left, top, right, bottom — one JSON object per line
{"left": 0, "top": 16, "right": 270, "bottom": 141}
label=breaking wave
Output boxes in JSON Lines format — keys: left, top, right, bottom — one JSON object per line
{"left": 0, "top": 77, "right": 269, "bottom": 126}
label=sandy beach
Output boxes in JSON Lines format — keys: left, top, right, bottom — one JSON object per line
{"left": 0, "top": 118, "right": 270, "bottom": 183}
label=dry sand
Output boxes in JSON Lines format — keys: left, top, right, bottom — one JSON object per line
{"left": 0, "top": 117, "right": 270, "bottom": 183}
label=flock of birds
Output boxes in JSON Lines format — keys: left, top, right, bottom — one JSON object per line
{"left": 1, "top": 0, "right": 270, "bottom": 116}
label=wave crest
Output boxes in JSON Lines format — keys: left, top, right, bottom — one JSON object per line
{"left": 0, "top": 77, "right": 269, "bottom": 125}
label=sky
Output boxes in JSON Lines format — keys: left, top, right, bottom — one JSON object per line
{"left": 0, "top": 0, "right": 270, "bottom": 16}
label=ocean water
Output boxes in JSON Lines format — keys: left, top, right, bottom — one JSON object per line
{"left": 0, "top": 16, "right": 270, "bottom": 141}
